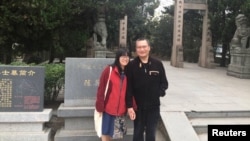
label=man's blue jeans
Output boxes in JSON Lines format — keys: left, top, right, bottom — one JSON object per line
{"left": 133, "top": 106, "right": 160, "bottom": 141}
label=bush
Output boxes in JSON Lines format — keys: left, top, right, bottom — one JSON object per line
{"left": 10, "top": 62, "right": 31, "bottom": 66}
{"left": 43, "top": 63, "right": 65, "bottom": 101}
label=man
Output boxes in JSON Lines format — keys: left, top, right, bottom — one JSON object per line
{"left": 126, "top": 38, "right": 168, "bottom": 141}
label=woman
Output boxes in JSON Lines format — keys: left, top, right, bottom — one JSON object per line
{"left": 95, "top": 48, "right": 130, "bottom": 141}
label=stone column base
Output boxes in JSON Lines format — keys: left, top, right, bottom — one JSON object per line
{"left": 94, "top": 47, "right": 107, "bottom": 58}
{"left": 55, "top": 103, "right": 97, "bottom": 141}
{"left": 95, "top": 51, "right": 107, "bottom": 58}
{"left": 227, "top": 49, "right": 250, "bottom": 79}
{"left": 0, "top": 109, "right": 52, "bottom": 141}
{"left": 227, "top": 64, "right": 250, "bottom": 79}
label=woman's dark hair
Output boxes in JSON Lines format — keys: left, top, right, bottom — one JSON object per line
{"left": 112, "top": 47, "right": 129, "bottom": 73}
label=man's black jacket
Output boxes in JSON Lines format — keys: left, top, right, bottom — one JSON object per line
{"left": 126, "top": 56, "right": 168, "bottom": 109}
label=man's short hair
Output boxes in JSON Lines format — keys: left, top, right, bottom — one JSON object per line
{"left": 136, "top": 37, "right": 150, "bottom": 46}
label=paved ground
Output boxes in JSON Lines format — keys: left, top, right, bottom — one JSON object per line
{"left": 158, "top": 61, "right": 250, "bottom": 141}
{"left": 161, "top": 61, "right": 250, "bottom": 112}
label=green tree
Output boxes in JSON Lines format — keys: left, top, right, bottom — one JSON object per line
{"left": 0, "top": 0, "right": 155, "bottom": 64}
{"left": 242, "top": 0, "right": 250, "bottom": 19}
{"left": 182, "top": 10, "right": 203, "bottom": 63}
{"left": 104, "top": 0, "right": 160, "bottom": 53}
{"left": 149, "top": 15, "right": 173, "bottom": 60}
{"left": 0, "top": 0, "right": 94, "bottom": 64}
{"left": 208, "top": 0, "right": 245, "bottom": 67}
{"left": 158, "top": 5, "right": 203, "bottom": 62}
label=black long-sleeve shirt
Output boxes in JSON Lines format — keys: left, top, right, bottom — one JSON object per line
{"left": 126, "top": 56, "right": 168, "bottom": 110}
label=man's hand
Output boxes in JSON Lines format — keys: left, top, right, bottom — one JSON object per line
{"left": 127, "top": 108, "right": 136, "bottom": 120}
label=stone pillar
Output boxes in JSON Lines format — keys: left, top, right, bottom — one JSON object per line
{"left": 171, "top": 0, "right": 184, "bottom": 68}
{"left": 198, "top": 9, "right": 216, "bottom": 68}
{"left": 0, "top": 109, "right": 52, "bottom": 141}
{"left": 119, "top": 15, "right": 128, "bottom": 48}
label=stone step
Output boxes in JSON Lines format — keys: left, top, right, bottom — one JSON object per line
{"left": 0, "top": 128, "right": 51, "bottom": 141}
{"left": 190, "top": 117, "right": 250, "bottom": 126}
{"left": 197, "top": 133, "right": 207, "bottom": 141}
{"left": 55, "top": 128, "right": 133, "bottom": 141}
{"left": 186, "top": 110, "right": 250, "bottom": 118}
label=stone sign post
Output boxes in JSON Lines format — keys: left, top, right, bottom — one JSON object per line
{"left": 0, "top": 66, "right": 52, "bottom": 141}
{"left": 119, "top": 15, "right": 128, "bottom": 48}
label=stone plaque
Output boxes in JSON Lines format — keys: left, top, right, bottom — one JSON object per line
{"left": 64, "top": 58, "right": 113, "bottom": 107}
{"left": 0, "top": 66, "right": 44, "bottom": 112}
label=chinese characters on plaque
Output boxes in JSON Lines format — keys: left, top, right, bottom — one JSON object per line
{"left": 119, "top": 15, "right": 128, "bottom": 48}
{"left": 0, "top": 66, "right": 44, "bottom": 112}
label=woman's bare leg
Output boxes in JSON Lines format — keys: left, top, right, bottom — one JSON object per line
{"left": 101, "top": 135, "right": 111, "bottom": 141}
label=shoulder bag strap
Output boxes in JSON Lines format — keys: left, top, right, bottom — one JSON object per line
{"left": 104, "top": 66, "right": 112, "bottom": 100}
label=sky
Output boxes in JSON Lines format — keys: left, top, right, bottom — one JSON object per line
{"left": 154, "top": 0, "right": 174, "bottom": 17}
{"left": 161, "top": 0, "right": 174, "bottom": 7}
